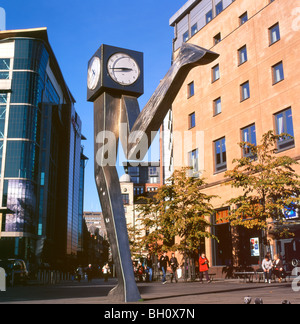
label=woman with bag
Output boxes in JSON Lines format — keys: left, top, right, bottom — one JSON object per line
{"left": 199, "top": 253, "right": 211, "bottom": 283}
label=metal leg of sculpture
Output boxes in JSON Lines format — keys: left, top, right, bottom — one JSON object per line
{"left": 94, "top": 92, "right": 141, "bottom": 302}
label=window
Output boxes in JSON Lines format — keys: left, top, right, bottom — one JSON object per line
{"left": 241, "top": 124, "right": 257, "bottom": 158}
{"left": 188, "top": 149, "right": 199, "bottom": 174}
{"left": 239, "top": 12, "right": 248, "bottom": 25}
{"left": 0, "top": 59, "right": 10, "bottom": 70}
{"left": 241, "top": 81, "right": 250, "bottom": 101}
{"left": 0, "top": 142, "right": 3, "bottom": 174}
{"left": 0, "top": 72, "right": 9, "bottom": 80}
{"left": 212, "top": 64, "right": 220, "bottom": 82}
{"left": 8, "top": 105, "right": 40, "bottom": 142}
{"left": 4, "top": 141, "right": 39, "bottom": 180}
{"left": 188, "top": 82, "right": 194, "bottom": 98}
{"left": 206, "top": 10, "right": 213, "bottom": 24}
{"left": 149, "top": 167, "right": 158, "bottom": 176}
{"left": 272, "top": 61, "right": 284, "bottom": 84}
{"left": 238, "top": 45, "right": 248, "bottom": 65}
{"left": 131, "top": 177, "right": 139, "bottom": 184}
{"left": 214, "top": 33, "right": 221, "bottom": 45}
{"left": 275, "top": 108, "right": 295, "bottom": 151}
{"left": 269, "top": 23, "right": 280, "bottom": 45}
{"left": 214, "top": 137, "right": 227, "bottom": 172}
{"left": 122, "top": 194, "right": 130, "bottom": 205}
{"left": 0, "top": 93, "right": 7, "bottom": 104}
{"left": 191, "top": 23, "right": 198, "bottom": 36}
{"left": 216, "top": 1, "right": 223, "bottom": 15}
{"left": 214, "top": 97, "right": 222, "bottom": 115}
{"left": 0, "top": 106, "right": 6, "bottom": 138}
{"left": 183, "top": 31, "right": 189, "bottom": 43}
{"left": 189, "top": 112, "right": 196, "bottom": 129}
{"left": 134, "top": 186, "right": 144, "bottom": 196}
{"left": 128, "top": 166, "right": 139, "bottom": 175}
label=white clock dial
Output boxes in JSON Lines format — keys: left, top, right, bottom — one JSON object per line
{"left": 87, "top": 56, "right": 101, "bottom": 90}
{"left": 107, "top": 53, "right": 140, "bottom": 86}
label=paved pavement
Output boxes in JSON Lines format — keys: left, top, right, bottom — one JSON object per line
{"left": 0, "top": 278, "right": 299, "bottom": 304}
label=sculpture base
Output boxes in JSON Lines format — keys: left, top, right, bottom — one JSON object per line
{"left": 108, "top": 283, "right": 142, "bottom": 303}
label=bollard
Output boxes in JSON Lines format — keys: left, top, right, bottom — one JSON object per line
{"left": 11, "top": 270, "right": 14, "bottom": 287}
{"left": 0, "top": 267, "right": 6, "bottom": 291}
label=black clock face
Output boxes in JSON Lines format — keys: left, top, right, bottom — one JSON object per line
{"left": 87, "top": 44, "right": 144, "bottom": 102}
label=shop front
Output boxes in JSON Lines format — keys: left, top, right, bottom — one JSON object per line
{"left": 212, "top": 208, "right": 262, "bottom": 268}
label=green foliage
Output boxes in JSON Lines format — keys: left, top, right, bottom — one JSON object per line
{"left": 135, "top": 167, "right": 218, "bottom": 255}
{"left": 225, "top": 131, "right": 300, "bottom": 234}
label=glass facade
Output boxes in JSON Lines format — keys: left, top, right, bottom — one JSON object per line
{"left": 67, "top": 111, "right": 82, "bottom": 256}
{"left": 0, "top": 34, "right": 85, "bottom": 265}
{"left": 1, "top": 39, "right": 48, "bottom": 237}
{"left": 5, "top": 180, "right": 37, "bottom": 233}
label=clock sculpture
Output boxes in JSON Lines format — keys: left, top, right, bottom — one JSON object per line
{"left": 87, "top": 43, "right": 218, "bottom": 302}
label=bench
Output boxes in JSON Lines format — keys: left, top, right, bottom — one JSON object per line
{"left": 235, "top": 270, "right": 293, "bottom": 283}
{"left": 234, "top": 271, "right": 256, "bottom": 283}
{"left": 193, "top": 272, "right": 216, "bottom": 282}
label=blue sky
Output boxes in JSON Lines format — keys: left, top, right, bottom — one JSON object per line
{"left": 0, "top": 0, "right": 187, "bottom": 211}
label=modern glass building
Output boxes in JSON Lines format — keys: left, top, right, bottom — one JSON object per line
{"left": 0, "top": 28, "right": 86, "bottom": 268}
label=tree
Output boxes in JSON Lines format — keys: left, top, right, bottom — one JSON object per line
{"left": 136, "top": 167, "right": 218, "bottom": 278}
{"left": 160, "top": 168, "right": 218, "bottom": 254}
{"left": 224, "top": 131, "right": 300, "bottom": 238}
{"left": 127, "top": 224, "right": 143, "bottom": 257}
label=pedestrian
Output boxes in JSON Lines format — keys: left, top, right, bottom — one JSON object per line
{"left": 87, "top": 264, "right": 93, "bottom": 282}
{"left": 137, "top": 261, "right": 144, "bottom": 282}
{"left": 76, "top": 265, "right": 83, "bottom": 283}
{"left": 273, "top": 254, "right": 284, "bottom": 283}
{"left": 145, "top": 254, "right": 153, "bottom": 282}
{"left": 262, "top": 255, "right": 273, "bottom": 283}
{"left": 102, "top": 263, "right": 110, "bottom": 282}
{"left": 159, "top": 252, "right": 169, "bottom": 284}
{"left": 170, "top": 253, "right": 179, "bottom": 283}
{"left": 199, "top": 253, "right": 211, "bottom": 283}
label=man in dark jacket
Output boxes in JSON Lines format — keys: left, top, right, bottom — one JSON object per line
{"left": 159, "top": 252, "right": 169, "bottom": 284}
{"left": 170, "top": 253, "right": 179, "bottom": 283}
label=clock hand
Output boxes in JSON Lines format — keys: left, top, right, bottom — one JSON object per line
{"left": 110, "top": 67, "right": 133, "bottom": 71}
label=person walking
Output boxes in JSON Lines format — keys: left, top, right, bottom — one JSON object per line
{"left": 145, "top": 254, "right": 153, "bottom": 282}
{"left": 170, "top": 253, "right": 179, "bottom": 283}
{"left": 159, "top": 252, "right": 169, "bottom": 284}
{"left": 199, "top": 253, "right": 211, "bottom": 283}
{"left": 137, "top": 261, "right": 144, "bottom": 282}
{"left": 262, "top": 255, "right": 273, "bottom": 283}
{"left": 102, "top": 263, "right": 110, "bottom": 282}
{"left": 273, "top": 254, "right": 284, "bottom": 283}
{"left": 87, "top": 264, "right": 93, "bottom": 282}
{"left": 76, "top": 266, "right": 83, "bottom": 283}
